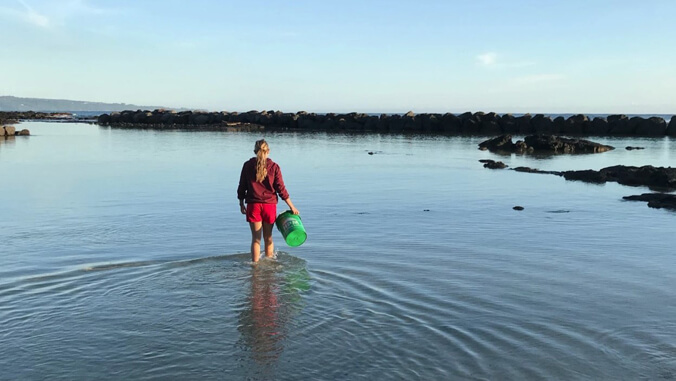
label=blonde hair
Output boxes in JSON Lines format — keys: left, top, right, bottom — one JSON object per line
{"left": 254, "top": 139, "right": 269, "bottom": 183}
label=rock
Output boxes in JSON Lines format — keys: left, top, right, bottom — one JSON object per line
{"left": 564, "top": 165, "right": 676, "bottom": 190}
{"left": 478, "top": 134, "right": 514, "bottom": 151}
{"left": 513, "top": 206, "right": 524, "bottom": 211}
{"left": 553, "top": 116, "right": 566, "bottom": 133}
{"left": 635, "top": 117, "right": 666, "bottom": 136}
{"left": 625, "top": 146, "right": 645, "bottom": 150}
{"left": 513, "top": 140, "right": 529, "bottom": 152}
{"left": 3, "top": 126, "right": 16, "bottom": 136}
{"left": 668, "top": 116, "right": 676, "bottom": 137}
{"left": 623, "top": 193, "right": 676, "bottom": 211}
{"left": 532, "top": 114, "right": 556, "bottom": 134}
{"left": 98, "top": 114, "right": 111, "bottom": 124}
{"left": 513, "top": 167, "right": 561, "bottom": 175}
{"left": 440, "top": 113, "right": 461, "bottom": 133}
{"left": 565, "top": 114, "right": 588, "bottom": 134}
{"left": 563, "top": 169, "right": 608, "bottom": 183}
{"left": 477, "top": 112, "right": 500, "bottom": 134}
{"left": 608, "top": 114, "right": 632, "bottom": 135}
{"left": 481, "top": 159, "right": 508, "bottom": 169}
{"left": 479, "top": 134, "right": 613, "bottom": 154}
{"left": 500, "top": 114, "right": 518, "bottom": 133}
{"left": 588, "top": 117, "right": 609, "bottom": 135}
{"left": 516, "top": 114, "right": 533, "bottom": 134}
{"left": 18, "top": 129, "right": 30, "bottom": 136}
{"left": 626, "top": 116, "right": 644, "bottom": 135}
{"left": 523, "top": 135, "right": 614, "bottom": 153}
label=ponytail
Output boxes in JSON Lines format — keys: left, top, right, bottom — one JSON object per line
{"left": 254, "top": 139, "right": 269, "bottom": 183}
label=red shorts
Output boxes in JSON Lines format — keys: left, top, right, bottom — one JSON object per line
{"left": 246, "top": 203, "right": 277, "bottom": 224}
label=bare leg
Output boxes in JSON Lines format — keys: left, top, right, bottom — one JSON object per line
{"left": 263, "top": 222, "right": 274, "bottom": 258}
{"left": 249, "top": 222, "right": 262, "bottom": 262}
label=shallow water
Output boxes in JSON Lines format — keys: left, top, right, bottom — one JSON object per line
{"left": 1, "top": 123, "right": 675, "bottom": 380}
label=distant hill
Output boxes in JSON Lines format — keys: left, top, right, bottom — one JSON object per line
{"left": 0, "top": 96, "right": 176, "bottom": 113}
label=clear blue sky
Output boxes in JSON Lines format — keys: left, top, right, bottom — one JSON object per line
{"left": 1, "top": 0, "right": 675, "bottom": 114}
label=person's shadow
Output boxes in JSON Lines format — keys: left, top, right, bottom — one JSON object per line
{"left": 237, "top": 256, "right": 310, "bottom": 372}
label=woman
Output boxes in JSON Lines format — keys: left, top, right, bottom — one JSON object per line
{"left": 238, "top": 139, "right": 299, "bottom": 262}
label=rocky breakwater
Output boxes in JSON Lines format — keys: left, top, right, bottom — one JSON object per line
{"left": 97, "top": 110, "right": 676, "bottom": 136}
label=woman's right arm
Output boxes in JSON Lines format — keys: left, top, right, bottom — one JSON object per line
{"left": 283, "top": 198, "right": 299, "bottom": 215}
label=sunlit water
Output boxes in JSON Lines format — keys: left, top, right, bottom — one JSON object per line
{"left": 1, "top": 122, "right": 675, "bottom": 380}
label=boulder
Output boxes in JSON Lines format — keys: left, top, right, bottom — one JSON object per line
{"left": 513, "top": 167, "right": 561, "bottom": 175}
{"left": 523, "top": 135, "right": 614, "bottom": 153}
{"left": 532, "top": 114, "right": 556, "bottom": 134}
{"left": 635, "top": 117, "right": 666, "bottom": 136}
{"left": 516, "top": 114, "right": 533, "bottom": 134}
{"left": 191, "top": 113, "right": 212, "bottom": 125}
{"left": 553, "top": 116, "right": 566, "bottom": 134}
{"left": 18, "top": 129, "right": 30, "bottom": 136}
{"left": 500, "top": 114, "right": 518, "bottom": 133}
{"left": 588, "top": 117, "right": 609, "bottom": 135}
{"left": 440, "top": 113, "right": 461, "bottom": 133}
{"left": 608, "top": 114, "right": 632, "bottom": 135}
{"left": 419, "top": 114, "right": 441, "bottom": 132}
{"left": 478, "top": 134, "right": 514, "bottom": 151}
{"left": 563, "top": 169, "right": 608, "bottom": 183}
{"left": 626, "top": 116, "right": 644, "bottom": 135}
{"left": 480, "top": 159, "right": 508, "bottom": 169}
{"left": 478, "top": 134, "right": 613, "bottom": 154}
{"left": 564, "top": 114, "right": 588, "bottom": 134}
{"left": 668, "top": 116, "right": 676, "bottom": 137}
{"left": 479, "top": 112, "right": 502, "bottom": 135}
{"left": 623, "top": 193, "right": 676, "bottom": 211}
{"left": 3, "top": 126, "right": 16, "bottom": 136}
{"left": 401, "top": 111, "right": 419, "bottom": 132}
{"left": 564, "top": 165, "right": 676, "bottom": 190}
{"left": 97, "top": 114, "right": 111, "bottom": 124}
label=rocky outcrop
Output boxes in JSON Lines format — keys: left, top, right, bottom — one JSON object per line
{"left": 478, "top": 134, "right": 613, "bottom": 154}
{"left": 479, "top": 159, "right": 508, "bottom": 169}
{"left": 523, "top": 135, "right": 613, "bottom": 153}
{"left": 623, "top": 193, "right": 676, "bottom": 211}
{"left": 3, "top": 126, "right": 16, "bottom": 136}
{"left": 1, "top": 126, "right": 30, "bottom": 136}
{"left": 96, "top": 110, "right": 676, "bottom": 137}
{"left": 563, "top": 165, "right": 676, "bottom": 190}
{"left": 0, "top": 111, "right": 77, "bottom": 125}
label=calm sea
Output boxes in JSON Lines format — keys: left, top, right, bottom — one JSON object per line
{"left": 0, "top": 122, "right": 674, "bottom": 380}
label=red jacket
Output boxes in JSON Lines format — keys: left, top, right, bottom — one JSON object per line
{"left": 237, "top": 157, "right": 290, "bottom": 204}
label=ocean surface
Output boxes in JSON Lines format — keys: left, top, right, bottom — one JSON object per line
{"left": 1, "top": 122, "right": 674, "bottom": 380}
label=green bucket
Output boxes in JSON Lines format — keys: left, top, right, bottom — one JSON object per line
{"left": 275, "top": 211, "right": 307, "bottom": 247}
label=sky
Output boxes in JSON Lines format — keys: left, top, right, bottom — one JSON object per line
{"left": 1, "top": 0, "right": 675, "bottom": 114}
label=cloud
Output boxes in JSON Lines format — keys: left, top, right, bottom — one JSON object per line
{"left": 477, "top": 52, "right": 497, "bottom": 66}
{"left": 2, "top": 0, "right": 115, "bottom": 29}
{"left": 18, "top": 0, "right": 50, "bottom": 28}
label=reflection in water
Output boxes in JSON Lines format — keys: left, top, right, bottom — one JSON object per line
{"left": 237, "top": 256, "right": 310, "bottom": 372}
{"left": 0, "top": 136, "right": 16, "bottom": 146}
